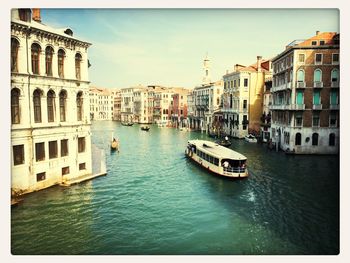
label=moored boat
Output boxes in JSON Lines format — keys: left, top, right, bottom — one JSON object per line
{"left": 121, "top": 122, "right": 133, "bottom": 126}
{"left": 245, "top": 134, "right": 257, "bottom": 143}
{"left": 141, "top": 126, "right": 150, "bottom": 131}
{"left": 185, "top": 140, "right": 248, "bottom": 178}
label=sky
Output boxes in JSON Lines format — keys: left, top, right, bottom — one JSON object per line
{"left": 40, "top": 9, "right": 339, "bottom": 89}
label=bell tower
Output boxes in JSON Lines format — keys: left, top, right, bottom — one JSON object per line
{"left": 202, "top": 53, "right": 211, "bottom": 85}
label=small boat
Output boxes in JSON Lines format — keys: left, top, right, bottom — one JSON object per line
{"left": 185, "top": 140, "right": 248, "bottom": 178}
{"left": 141, "top": 126, "right": 150, "bottom": 131}
{"left": 245, "top": 134, "right": 257, "bottom": 143}
{"left": 121, "top": 122, "right": 133, "bottom": 126}
{"left": 216, "top": 138, "right": 231, "bottom": 147}
{"left": 111, "top": 132, "right": 119, "bottom": 151}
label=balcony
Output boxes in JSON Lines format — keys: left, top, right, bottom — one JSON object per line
{"left": 329, "top": 104, "right": 339, "bottom": 110}
{"left": 290, "top": 104, "right": 305, "bottom": 110}
{"left": 271, "top": 82, "right": 291, "bottom": 93}
{"left": 331, "top": 81, "right": 339, "bottom": 88}
{"left": 312, "top": 104, "right": 323, "bottom": 110}
{"left": 313, "top": 81, "right": 323, "bottom": 88}
{"left": 296, "top": 81, "right": 306, "bottom": 88}
{"left": 270, "top": 104, "right": 286, "bottom": 110}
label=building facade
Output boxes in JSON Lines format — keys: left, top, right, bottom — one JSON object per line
{"left": 120, "top": 87, "right": 135, "bottom": 122}
{"left": 222, "top": 57, "right": 272, "bottom": 138}
{"left": 270, "top": 31, "right": 339, "bottom": 154}
{"left": 89, "top": 87, "right": 115, "bottom": 120}
{"left": 112, "top": 89, "right": 121, "bottom": 121}
{"left": 11, "top": 9, "right": 93, "bottom": 195}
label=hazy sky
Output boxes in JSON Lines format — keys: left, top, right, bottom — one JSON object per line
{"left": 41, "top": 9, "right": 339, "bottom": 89}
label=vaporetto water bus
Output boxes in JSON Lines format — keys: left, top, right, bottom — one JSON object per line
{"left": 185, "top": 140, "right": 248, "bottom": 178}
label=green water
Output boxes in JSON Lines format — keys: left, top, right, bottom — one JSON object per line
{"left": 11, "top": 121, "right": 339, "bottom": 255}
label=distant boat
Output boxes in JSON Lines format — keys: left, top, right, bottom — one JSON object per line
{"left": 141, "top": 126, "right": 150, "bottom": 131}
{"left": 121, "top": 122, "right": 133, "bottom": 126}
{"left": 216, "top": 138, "right": 232, "bottom": 147}
{"left": 245, "top": 134, "right": 257, "bottom": 143}
{"left": 185, "top": 140, "right": 248, "bottom": 178}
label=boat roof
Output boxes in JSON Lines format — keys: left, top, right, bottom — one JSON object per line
{"left": 188, "top": 140, "right": 247, "bottom": 160}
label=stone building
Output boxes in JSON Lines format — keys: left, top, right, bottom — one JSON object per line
{"left": 11, "top": 9, "right": 93, "bottom": 195}
{"left": 270, "top": 31, "right": 339, "bottom": 154}
{"left": 222, "top": 56, "right": 272, "bottom": 138}
{"left": 89, "top": 87, "right": 114, "bottom": 120}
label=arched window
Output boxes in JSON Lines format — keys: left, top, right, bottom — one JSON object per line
{"left": 11, "top": 38, "right": 20, "bottom": 72}
{"left": 45, "top": 46, "right": 54, "bottom": 76}
{"left": 31, "top": 43, "right": 41, "bottom": 74}
{"left": 47, "top": 90, "right": 55, "bottom": 122}
{"left": 76, "top": 92, "right": 83, "bottom": 121}
{"left": 58, "top": 49, "right": 65, "bottom": 78}
{"left": 314, "top": 69, "right": 322, "bottom": 82}
{"left": 331, "top": 69, "right": 339, "bottom": 82}
{"left": 329, "top": 133, "right": 335, "bottom": 146}
{"left": 312, "top": 133, "right": 319, "bottom": 146}
{"left": 75, "top": 53, "right": 82, "bottom": 80}
{"left": 11, "top": 88, "right": 20, "bottom": 124}
{"left": 33, "top": 89, "right": 42, "bottom": 123}
{"left": 297, "top": 70, "right": 305, "bottom": 82}
{"left": 295, "top": 133, "right": 302, "bottom": 146}
{"left": 59, "top": 90, "right": 67, "bottom": 122}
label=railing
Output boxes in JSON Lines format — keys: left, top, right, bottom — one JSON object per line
{"left": 329, "top": 104, "right": 339, "bottom": 110}
{"left": 296, "top": 81, "right": 306, "bottom": 88}
{"left": 313, "top": 104, "right": 322, "bottom": 110}
{"left": 314, "top": 81, "right": 323, "bottom": 88}
{"left": 271, "top": 82, "right": 291, "bottom": 93}
{"left": 290, "top": 104, "right": 305, "bottom": 110}
{"left": 331, "top": 81, "right": 339, "bottom": 88}
{"left": 223, "top": 167, "right": 246, "bottom": 173}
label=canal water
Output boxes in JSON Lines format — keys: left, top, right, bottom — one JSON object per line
{"left": 11, "top": 121, "right": 339, "bottom": 255}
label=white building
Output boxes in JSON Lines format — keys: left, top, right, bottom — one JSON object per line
{"left": 133, "top": 86, "right": 153, "bottom": 124}
{"left": 11, "top": 9, "right": 93, "bottom": 195}
{"left": 120, "top": 87, "right": 135, "bottom": 122}
{"left": 89, "top": 87, "right": 115, "bottom": 120}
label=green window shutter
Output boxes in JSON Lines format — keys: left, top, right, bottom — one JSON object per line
{"left": 297, "top": 91, "right": 303, "bottom": 105}
{"left": 313, "top": 91, "right": 320, "bottom": 105}
{"left": 330, "top": 91, "right": 338, "bottom": 105}
{"left": 314, "top": 70, "right": 322, "bottom": 82}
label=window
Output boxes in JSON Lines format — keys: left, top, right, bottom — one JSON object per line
{"left": 45, "top": 46, "right": 54, "bottom": 76}
{"left": 330, "top": 112, "right": 337, "bottom": 127}
{"left": 312, "top": 113, "right": 320, "bottom": 127}
{"left": 331, "top": 69, "right": 339, "bottom": 82}
{"left": 59, "top": 90, "right": 67, "bottom": 122}
{"left": 62, "top": 167, "right": 70, "bottom": 175}
{"left": 234, "top": 80, "right": 236, "bottom": 87}
{"left": 298, "top": 54, "right": 305, "bottom": 63}
{"left": 330, "top": 90, "right": 338, "bottom": 105}
{"left": 243, "top": 115, "right": 247, "bottom": 130}
{"left": 11, "top": 38, "right": 19, "bottom": 72}
{"left": 243, "top": 100, "right": 247, "bottom": 109}
{"left": 47, "top": 90, "right": 55, "bottom": 122}
{"left": 295, "top": 113, "right": 303, "bottom": 127}
{"left": 78, "top": 137, "right": 85, "bottom": 153}
{"left": 314, "top": 69, "right": 322, "bottom": 82}
{"left": 61, "top": 139, "right": 69, "bottom": 156}
{"left": 79, "top": 163, "right": 86, "bottom": 170}
{"left": 320, "top": 40, "right": 325, "bottom": 45}
{"left": 36, "top": 172, "right": 46, "bottom": 182}
{"left": 58, "top": 49, "right": 65, "bottom": 78}
{"left": 76, "top": 92, "right": 83, "bottom": 121}
{"left": 35, "top": 142, "right": 45, "bottom": 162}
{"left": 31, "top": 43, "right": 41, "bottom": 74}
{"left": 329, "top": 133, "right": 336, "bottom": 146}
{"left": 13, "top": 145, "right": 24, "bottom": 165}
{"left": 33, "top": 89, "right": 42, "bottom": 123}
{"left": 295, "top": 133, "right": 302, "bottom": 146}
{"left": 297, "top": 70, "right": 305, "bottom": 82}
{"left": 312, "top": 133, "right": 319, "bottom": 146}
{"left": 315, "top": 54, "right": 322, "bottom": 64}
{"left": 311, "top": 40, "right": 317, "bottom": 45}
{"left": 75, "top": 53, "right": 82, "bottom": 80}
{"left": 49, "top": 141, "right": 58, "bottom": 159}
{"left": 244, "top": 78, "right": 248, "bottom": 87}
{"left": 11, "top": 88, "right": 20, "bottom": 124}
{"left": 313, "top": 90, "right": 321, "bottom": 105}
{"left": 296, "top": 90, "right": 303, "bottom": 105}
{"left": 332, "top": 54, "right": 339, "bottom": 64}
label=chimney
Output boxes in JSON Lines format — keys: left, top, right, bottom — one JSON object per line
{"left": 316, "top": 30, "right": 320, "bottom": 36}
{"left": 257, "top": 56, "right": 262, "bottom": 72}
{"left": 32, "top": 8, "right": 41, "bottom": 22}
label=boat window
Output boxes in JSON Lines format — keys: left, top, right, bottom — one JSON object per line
{"left": 214, "top": 158, "right": 219, "bottom": 166}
